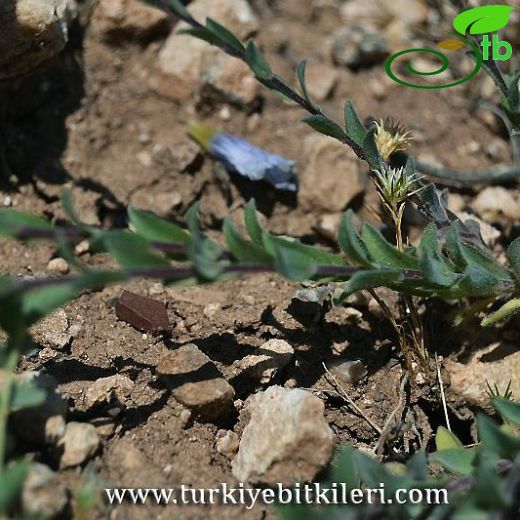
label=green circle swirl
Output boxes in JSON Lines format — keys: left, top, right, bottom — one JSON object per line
{"left": 385, "top": 36, "right": 483, "bottom": 89}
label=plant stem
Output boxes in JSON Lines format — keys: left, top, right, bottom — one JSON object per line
{"left": 0, "top": 349, "right": 20, "bottom": 472}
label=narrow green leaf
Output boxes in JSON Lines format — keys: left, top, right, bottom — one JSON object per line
{"left": 223, "top": 218, "right": 272, "bottom": 263}
{"left": 331, "top": 446, "right": 360, "bottom": 489}
{"left": 436, "top": 426, "right": 464, "bottom": 451}
{"left": 10, "top": 381, "right": 46, "bottom": 411}
{"left": 481, "top": 298, "right": 520, "bottom": 327}
{"left": 186, "top": 204, "right": 223, "bottom": 280}
{"left": 301, "top": 115, "right": 346, "bottom": 141}
{"left": 0, "top": 210, "right": 51, "bottom": 238}
{"left": 419, "top": 224, "right": 456, "bottom": 287}
{"left": 362, "top": 127, "right": 381, "bottom": 168}
{"left": 338, "top": 210, "right": 372, "bottom": 267}
{"left": 477, "top": 414, "right": 520, "bottom": 458}
{"left": 344, "top": 101, "right": 367, "bottom": 146}
{"left": 296, "top": 60, "right": 316, "bottom": 108}
{"left": 245, "top": 41, "right": 272, "bottom": 80}
{"left": 205, "top": 18, "right": 245, "bottom": 52}
{"left": 430, "top": 449, "right": 476, "bottom": 475}
{"left": 178, "top": 27, "right": 222, "bottom": 47}
{"left": 128, "top": 206, "right": 190, "bottom": 245}
{"left": 0, "top": 462, "right": 29, "bottom": 512}
{"left": 244, "top": 199, "right": 265, "bottom": 246}
{"left": 454, "top": 265, "right": 500, "bottom": 297}
{"left": 61, "top": 189, "right": 83, "bottom": 226}
{"left": 103, "top": 231, "right": 171, "bottom": 268}
{"left": 493, "top": 397, "right": 520, "bottom": 426}
{"left": 362, "top": 224, "right": 419, "bottom": 269}
{"left": 339, "top": 269, "right": 402, "bottom": 297}
{"left": 168, "top": 0, "right": 191, "bottom": 19}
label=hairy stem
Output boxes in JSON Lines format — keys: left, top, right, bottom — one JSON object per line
{"left": 0, "top": 349, "right": 20, "bottom": 471}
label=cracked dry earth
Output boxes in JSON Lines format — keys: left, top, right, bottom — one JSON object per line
{"left": 2, "top": 0, "right": 520, "bottom": 518}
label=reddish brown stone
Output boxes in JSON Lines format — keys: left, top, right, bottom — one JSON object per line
{"left": 115, "top": 291, "right": 169, "bottom": 333}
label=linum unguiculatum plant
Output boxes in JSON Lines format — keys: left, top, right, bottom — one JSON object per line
{"left": 0, "top": 0, "right": 520, "bottom": 517}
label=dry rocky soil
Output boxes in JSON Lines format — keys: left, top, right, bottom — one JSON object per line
{"left": 1, "top": 0, "right": 520, "bottom": 518}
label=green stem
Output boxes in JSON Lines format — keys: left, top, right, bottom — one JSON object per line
{"left": 0, "top": 349, "right": 20, "bottom": 471}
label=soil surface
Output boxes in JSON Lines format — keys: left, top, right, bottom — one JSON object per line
{"left": 1, "top": 0, "right": 519, "bottom": 519}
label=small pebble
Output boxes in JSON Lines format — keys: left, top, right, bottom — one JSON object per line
{"left": 46, "top": 257, "right": 69, "bottom": 274}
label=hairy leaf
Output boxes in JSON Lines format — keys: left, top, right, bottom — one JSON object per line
{"left": 338, "top": 210, "right": 372, "bottom": 267}
{"left": 344, "top": 101, "right": 367, "bottom": 146}
{"left": 362, "top": 127, "right": 381, "bottom": 168}
{"left": 206, "top": 18, "right": 245, "bottom": 52}
{"left": 302, "top": 115, "right": 346, "bottom": 141}
{"left": 0, "top": 210, "right": 51, "bottom": 238}
{"left": 128, "top": 206, "right": 190, "bottom": 245}
{"left": 244, "top": 199, "right": 264, "bottom": 246}
{"left": 419, "top": 224, "right": 455, "bottom": 287}
{"left": 430, "top": 449, "right": 476, "bottom": 475}
{"left": 245, "top": 41, "right": 272, "bottom": 80}
{"left": 223, "top": 218, "right": 272, "bottom": 263}
{"left": 362, "top": 224, "right": 419, "bottom": 269}
{"left": 493, "top": 397, "right": 520, "bottom": 426}
{"left": 481, "top": 298, "right": 520, "bottom": 327}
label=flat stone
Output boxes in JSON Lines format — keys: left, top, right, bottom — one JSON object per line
{"left": 157, "top": 344, "right": 235, "bottom": 421}
{"left": 301, "top": 134, "right": 367, "bottom": 212}
{"left": 85, "top": 374, "right": 135, "bottom": 410}
{"left": 232, "top": 386, "right": 334, "bottom": 484}
{"left": 151, "top": 0, "right": 259, "bottom": 103}
{"left": 32, "top": 309, "right": 72, "bottom": 351}
{"left": 446, "top": 343, "right": 520, "bottom": 408}
{"left": 233, "top": 339, "right": 294, "bottom": 384}
{"left": 58, "top": 422, "right": 100, "bottom": 469}
{"left": 91, "top": 0, "right": 170, "bottom": 42}
{"left": 115, "top": 291, "right": 170, "bottom": 333}
{"left": 305, "top": 62, "right": 339, "bottom": 101}
{"left": 473, "top": 187, "right": 520, "bottom": 221}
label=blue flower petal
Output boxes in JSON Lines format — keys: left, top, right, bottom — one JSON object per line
{"left": 210, "top": 134, "right": 298, "bottom": 192}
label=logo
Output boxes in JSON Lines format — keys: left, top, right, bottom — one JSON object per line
{"left": 385, "top": 5, "right": 514, "bottom": 89}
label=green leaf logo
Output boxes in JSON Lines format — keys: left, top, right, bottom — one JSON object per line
{"left": 453, "top": 5, "right": 513, "bottom": 35}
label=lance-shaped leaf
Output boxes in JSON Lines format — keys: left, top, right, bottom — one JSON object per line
{"left": 263, "top": 234, "right": 347, "bottom": 281}
{"left": 493, "top": 397, "right": 520, "bottom": 427}
{"left": 245, "top": 41, "right": 272, "bottom": 80}
{"left": 477, "top": 414, "right": 520, "bottom": 458}
{"left": 128, "top": 206, "right": 190, "bottom": 245}
{"left": 338, "top": 210, "right": 372, "bottom": 267}
{"left": 223, "top": 218, "right": 272, "bottom": 264}
{"left": 205, "top": 18, "right": 244, "bottom": 52}
{"left": 0, "top": 209, "right": 52, "bottom": 238}
{"left": 302, "top": 115, "right": 347, "bottom": 141}
{"left": 453, "top": 5, "right": 513, "bottom": 35}
{"left": 296, "top": 60, "right": 317, "bottom": 109}
{"left": 186, "top": 204, "right": 223, "bottom": 280}
{"left": 103, "top": 232, "right": 171, "bottom": 269}
{"left": 244, "top": 199, "right": 264, "bottom": 246}
{"left": 339, "top": 269, "right": 402, "bottom": 298}
{"left": 361, "top": 224, "right": 419, "bottom": 269}
{"left": 344, "top": 101, "right": 367, "bottom": 146}
{"left": 453, "top": 265, "right": 500, "bottom": 297}
{"left": 429, "top": 449, "right": 476, "bottom": 475}
{"left": 178, "top": 27, "right": 222, "bottom": 47}
{"left": 419, "top": 224, "right": 456, "bottom": 287}
{"left": 362, "top": 126, "right": 381, "bottom": 169}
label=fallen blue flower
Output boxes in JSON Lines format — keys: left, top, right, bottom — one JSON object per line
{"left": 188, "top": 122, "right": 298, "bottom": 192}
